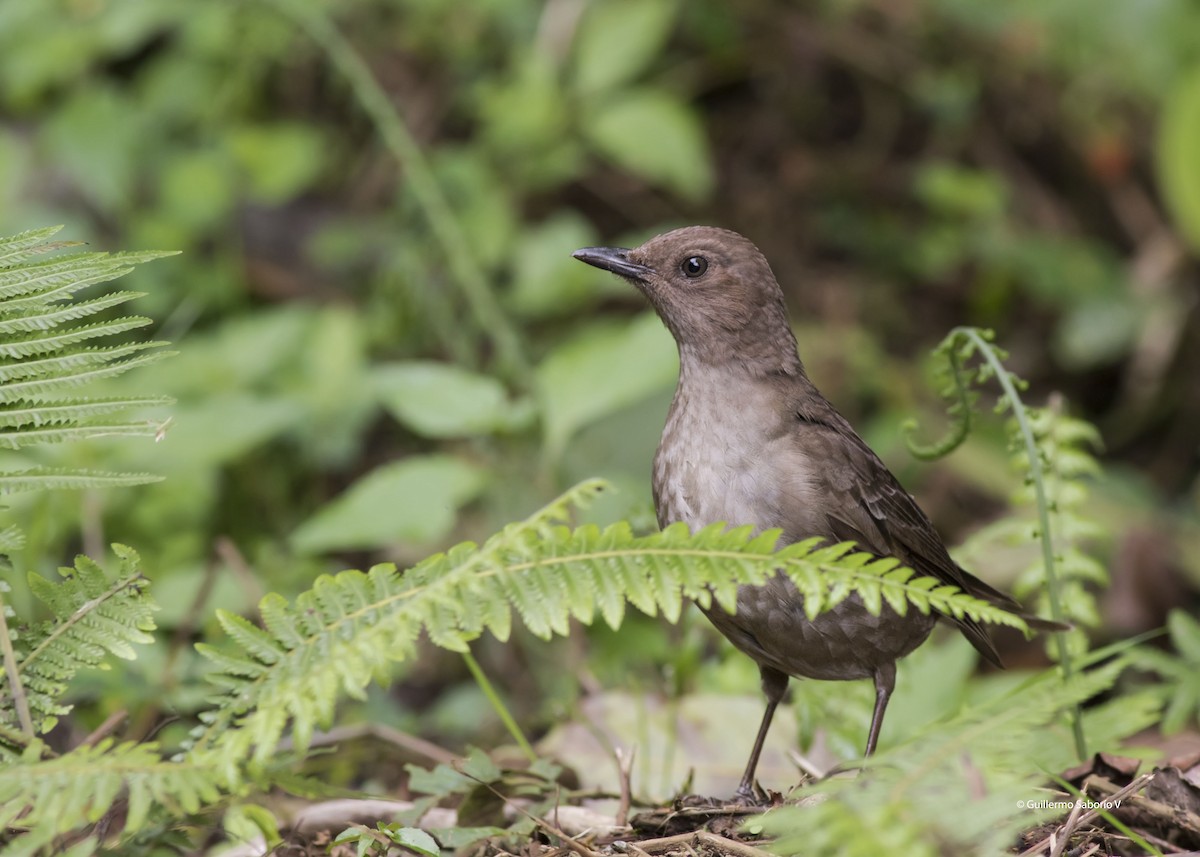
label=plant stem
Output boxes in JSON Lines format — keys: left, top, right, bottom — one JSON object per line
{"left": 0, "top": 588, "right": 35, "bottom": 738}
{"left": 264, "top": 0, "right": 531, "bottom": 383}
{"left": 461, "top": 648, "right": 537, "bottom": 762}
{"left": 959, "top": 326, "right": 1087, "bottom": 760}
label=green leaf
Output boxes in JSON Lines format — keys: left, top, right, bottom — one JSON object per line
{"left": 571, "top": 0, "right": 678, "bottom": 93}
{"left": 227, "top": 123, "right": 325, "bottom": 203}
{"left": 1168, "top": 609, "right": 1200, "bottom": 661}
{"left": 384, "top": 826, "right": 440, "bottom": 857}
{"left": 1157, "top": 64, "right": 1200, "bottom": 252}
{"left": 42, "top": 85, "right": 142, "bottom": 213}
{"left": 508, "top": 214, "right": 619, "bottom": 319}
{"left": 291, "top": 455, "right": 488, "bottom": 553}
{"left": 159, "top": 149, "right": 235, "bottom": 231}
{"left": 148, "top": 395, "right": 301, "bottom": 469}
{"left": 581, "top": 88, "right": 714, "bottom": 201}
{"left": 913, "top": 162, "right": 1007, "bottom": 219}
{"left": 535, "top": 312, "right": 677, "bottom": 460}
{"left": 374, "top": 362, "right": 533, "bottom": 438}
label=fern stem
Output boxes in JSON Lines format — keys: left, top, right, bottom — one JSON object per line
{"left": 461, "top": 649, "right": 537, "bottom": 762}
{"left": 904, "top": 345, "right": 973, "bottom": 460}
{"left": 957, "top": 326, "right": 1086, "bottom": 760}
{"left": 262, "top": 0, "right": 531, "bottom": 384}
{"left": 0, "top": 588, "right": 35, "bottom": 738}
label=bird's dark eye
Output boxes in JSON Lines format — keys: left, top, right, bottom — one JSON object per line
{"left": 681, "top": 256, "right": 708, "bottom": 278}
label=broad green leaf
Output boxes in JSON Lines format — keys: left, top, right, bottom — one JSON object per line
{"left": 582, "top": 88, "right": 713, "bottom": 201}
{"left": 159, "top": 149, "right": 235, "bottom": 231}
{"left": 508, "top": 214, "right": 624, "bottom": 319}
{"left": 913, "top": 163, "right": 1007, "bottom": 219}
{"left": 42, "top": 85, "right": 143, "bottom": 213}
{"left": 374, "top": 361, "right": 533, "bottom": 438}
{"left": 1053, "top": 293, "right": 1141, "bottom": 369}
{"left": 143, "top": 395, "right": 300, "bottom": 470}
{"left": 227, "top": 123, "right": 325, "bottom": 203}
{"left": 571, "top": 0, "right": 678, "bottom": 94}
{"left": 477, "top": 55, "right": 571, "bottom": 155}
{"left": 385, "top": 826, "right": 440, "bottom": 857}
{"left": 430, "top": 149, "right": 517, "bottom": 269}
{"left": 1168, "top": 609, "right": 1200, "bottom": 661}
{"left": 1158, "top": 65, "right": 1200, "bottom": 252}
{"left": 536, "top": 312, "right": 676, "bottom": 460}
{"left": 291, "top": 455, "right": 487, "bottom": 553}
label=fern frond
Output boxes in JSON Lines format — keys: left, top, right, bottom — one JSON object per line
{"left": 0, "top": 525, "right": 25, "bottom": 552}
{"left": 0, "top": 225, "right": 70, "bottom": 266}
{"left": 0, "top": 422, "right": 164, "bottom": 450}
{"left": 0, "top": 397, "right": 172, "bottom": 429}
{"left": 0, "top": 250, "right": 176, "bottom": 302}
{"left": 0, "top": 546, "right": 156, "bottom": 736}
{"left": 0, "top": 739, "right": 223, "bottom": 839}
{"left": 191, "top": 480, "right": 1024, "bottom": 772}
{"left": 0, "top": 347, "right": 174, "bottom": 403}
{"left": 0, "top": 227, "right": 175, "bottom": 500}
{"left": 0, "top": 341, "right": 167, "bottom": 385}
{"left": 0, "top": 290, "right": 145, "bottom": 335}
{"left": 0, "top": 468, "right": 163, "bottom": 494}
{"left": 0, "top": 317, "right": 152, "bottom": 360}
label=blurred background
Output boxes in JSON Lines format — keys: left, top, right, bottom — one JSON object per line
{"left": 1, "top": 0, "right": 1199, "bottom": 793}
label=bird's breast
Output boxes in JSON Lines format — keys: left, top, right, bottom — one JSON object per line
{"left": 653, "top": 379, "right": 820, "bottom": 539}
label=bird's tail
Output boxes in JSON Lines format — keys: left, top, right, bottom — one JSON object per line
{"left": 952, "top": 569, "right": 1072, "bottom": 668}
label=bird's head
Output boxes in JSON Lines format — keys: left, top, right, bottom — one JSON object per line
{"left": 573, "top": 226, "right": 800, "bottom": 372}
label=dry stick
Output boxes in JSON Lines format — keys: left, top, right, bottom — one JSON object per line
{"left": 1048, "top": 793, "right": 1086, "bottom": 857}
{"left": 1018, "top": 773, "right": 1155, "bottom": 857}
{"left": 215, "top": 536, "right": 265, "bottom": 605}
{"left": 636, "top": 831, "right": 777, "bottom": 857}
{"left": 786, "top": 749, "right": 826, "bottom": 782}
{"left": 79, "top": 709, "right": 127, "bottom": 748}
{"left": 276, "top": 722, "right": 457, "bottom": 766}
{"left": 467, "top": 768, "right": 606, "bottom": 857}
{"left": 1090, "top": 773, "right": 1200, "bottom": 836}
{"left": 615, "top": 745, "right": 636, "bottom": 828}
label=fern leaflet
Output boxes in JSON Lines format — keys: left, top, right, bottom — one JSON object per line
{"left": 191, "top": 480, "right": 1025, "bottom": 771}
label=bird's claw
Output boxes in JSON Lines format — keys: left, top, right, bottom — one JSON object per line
{"left": 731, "top": 781, "right": 771, "bottom": 807}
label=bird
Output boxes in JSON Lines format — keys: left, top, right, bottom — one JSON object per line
{"left": 572, "top": 226, "right": 1055, "bottom": 801}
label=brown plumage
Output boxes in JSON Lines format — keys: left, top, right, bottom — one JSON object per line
{"left": 573, "top": 226, "right": 1052, "bottom": 800}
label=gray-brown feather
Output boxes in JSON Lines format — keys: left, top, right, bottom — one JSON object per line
{"left": 654, "top": 361, "right": 940, "bottom": 683}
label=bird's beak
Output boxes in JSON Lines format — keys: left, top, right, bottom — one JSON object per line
{"left": 572, "top": 246, "right": 654, "bottom": 282}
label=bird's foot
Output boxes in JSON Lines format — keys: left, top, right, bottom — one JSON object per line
{"left": 730, "top": 781, "right": 774, "bottom": 807}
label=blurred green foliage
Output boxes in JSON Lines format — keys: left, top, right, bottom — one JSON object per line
{"left": 1, "top": 0, "right": 1199, "bottom": 778}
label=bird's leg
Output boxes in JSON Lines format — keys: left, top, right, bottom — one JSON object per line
{"left": 864, "top": 663, "right": 896, "bottom": 756}
{"left": 734, "top": 666, "right": 789, "bottom": 802}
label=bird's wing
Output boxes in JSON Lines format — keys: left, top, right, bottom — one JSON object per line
{"left": 786, "top": 393, "right": 1010, "bottom": 666}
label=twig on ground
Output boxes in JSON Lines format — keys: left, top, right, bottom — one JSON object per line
{"left": 616, "top": 745, "right": 636, "bottom": 828}
{"left": 634, "top": 830, "right": 776, "bottom": 857}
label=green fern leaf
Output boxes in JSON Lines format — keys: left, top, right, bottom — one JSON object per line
{"left": 0, "top": 468, "right": 163, "bottom": 493}
{"left": 1, "top": 547, "right": 156, "bottom": 735}
{"left": 0, "top": 228, "right": 175, "bottom": 506}
{"left": 0, "top": 290, "right": 146, "bottom": 335}
{"left": 0, "top": 341, "right": 168, "bottom": 386}
{"left": 0, "top": 225, "right": 72, "bottom": 266}
{"left": 0, "top": 739, "right": 223, "bottom": 839}
{"left": 0, "top": 316, "right": 153, "bottom": 359}
{"left": 191, "top": 480, "right": 1025, "bottom": 776}
{"left": 0, "top": 422, "right": 164, "bottom": 450}
{"left": 0, "top": 396, "right": 171, "bottom": 429}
